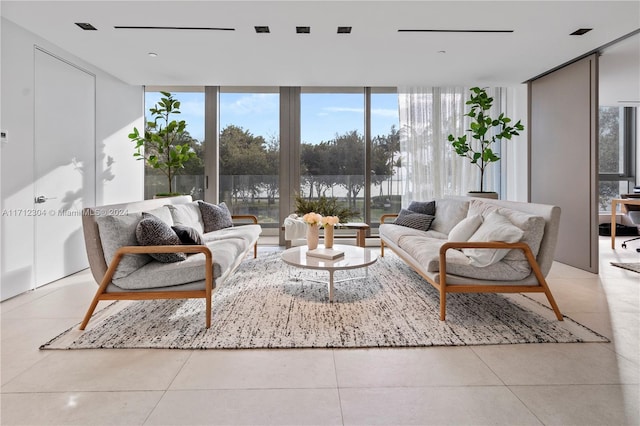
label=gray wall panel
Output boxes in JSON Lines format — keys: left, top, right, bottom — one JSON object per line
{"left": 529, "top": 54, "right": 598, "bottom": 272}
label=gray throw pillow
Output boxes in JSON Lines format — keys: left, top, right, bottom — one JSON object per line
{"left": 408, "top": 200, "right": 436, "bottom": 216}
{"left": 394, "top": 209, "right": 435, "bottom": 231}
{"left": 96, "top": 212, "right": 151, "bottom": 279}
{"left": 172, "top": 225, "right": 205, "bottom": 245}
{"left": 136, "top": 215, "right": 187, "bottom": 263}
{"left": 198, "top": 201, "right": 233, "bottom": 232}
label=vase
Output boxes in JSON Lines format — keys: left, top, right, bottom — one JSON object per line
{"left": 306, "top": 224, "right": 319, "bottom": 250}
{"left": 324, "top": 225, "right": 334, "bottom": 249}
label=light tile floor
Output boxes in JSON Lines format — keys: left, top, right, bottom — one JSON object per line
{"left": 1, "top": 238, "right": 639, "bottom": 425}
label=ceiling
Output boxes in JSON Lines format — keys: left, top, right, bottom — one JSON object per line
{"left": 1, "top": 1, "right": 639, "bottom": 87}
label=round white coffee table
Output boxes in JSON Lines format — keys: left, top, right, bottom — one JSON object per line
{"left": 281, "top": 244, "right": 378, "bottom": 302}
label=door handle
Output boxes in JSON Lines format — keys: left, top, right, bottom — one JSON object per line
{"left": 35, "top": 195, "right": 56, "bottom": 204}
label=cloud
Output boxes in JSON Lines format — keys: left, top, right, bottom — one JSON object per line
{"left": 322, "top": 106, "right": 397, "bottom": 118}
{"left": 178, "top": 99, "right": 205, "bottom": 117}
{"left": 223, "top": 93, "right": 279, "bottom": 115}
{"left": 372, "top": 108, "right": 398, "bottom": 118}
{"left": 324, "top": 106, "right": 363, "bottom": 114}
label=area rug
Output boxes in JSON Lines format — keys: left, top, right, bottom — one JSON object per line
{"left": 42, "top": 252, "right": 607, "bottom": 350}
{"left": 610, "top": 262, "right": 640, "bottom": 274}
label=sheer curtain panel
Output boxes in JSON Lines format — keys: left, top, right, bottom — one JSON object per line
{"left": 398, "top": 87, "right": 504, "bottom": 204}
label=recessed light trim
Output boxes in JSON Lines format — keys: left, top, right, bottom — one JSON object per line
{"left": 398, "top": 29, "right": 513, "bottom": 33}
{"left": 75, "top": 22, "right": 97, "bottom": 31}
{"left": 255, "top": 26, "right": 270, "bottom": 34}
{"left": 296, "top": 26, "right": 310, "bottom": 34}
{"left": 570, "top": 28, "right": 593, "bottom": 36}
{"left": 148, "top": 52, "right": 158, "bottom": 57}
{"left": 337, "top": 26, "right": 352, "bottom": 34}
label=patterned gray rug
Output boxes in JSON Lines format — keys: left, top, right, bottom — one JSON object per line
{"left": 42, "top": 252, "right": 607, "bottom": 349}
{"left": 610, "top": 262, "right": 640, "bottom": 274}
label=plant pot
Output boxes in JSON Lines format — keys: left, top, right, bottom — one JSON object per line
{"left": 153, "top": 193, "right": 183, "bottom": 199}
{"left": 467, "top": 191, "right": 499, "bottom": 199}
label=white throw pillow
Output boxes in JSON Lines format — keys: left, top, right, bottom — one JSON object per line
{"left": 143, "top": 205, "right": 174, "bottom": 226}
{"left": 448, "top": 214, "right": 483, "bottom": 242}
{"left": 462, "top": 211, "right": 524, "bottom": 267}
{"left": 166, "top": 202, "right": 204, "bottom": 234}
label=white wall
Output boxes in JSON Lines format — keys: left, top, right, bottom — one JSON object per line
{"left": 0, "top": 18, "right": 144, "bottom": 300}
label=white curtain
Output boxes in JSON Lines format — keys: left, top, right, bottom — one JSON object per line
{"left": 397, "top": 86, "right": 505, "bottom": 204}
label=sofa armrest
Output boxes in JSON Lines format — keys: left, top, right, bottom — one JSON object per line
{"left": 438, "top": 241, "right": 539, "bottom": 285}
{"left": 380, "top": 213, "right": 398, "bottom": 224}
{"left": 232, "top": 214, "right": 258, "bottom": 224}
{"left": 231, "top": 215, "right": 259, "bottom": 257}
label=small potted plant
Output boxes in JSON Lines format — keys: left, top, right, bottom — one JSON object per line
{"left": 447, "top": 87, "right": 524, "bottom": 197}
{"left": 128, "top": 91, "right": 197, "bottom": 197}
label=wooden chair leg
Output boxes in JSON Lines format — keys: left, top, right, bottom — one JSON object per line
{"left": 79, "top": 290, "right": 104, "bottom": 330}
{"left": 380, "top": 240, "right": 385, "bottom": 257}
{"left": 524, "top": 247, "right": 564, "bottom": 321}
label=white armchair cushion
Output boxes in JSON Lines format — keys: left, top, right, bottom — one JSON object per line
{"left": 462, "top": 211, "right": 524, "bottom": 267}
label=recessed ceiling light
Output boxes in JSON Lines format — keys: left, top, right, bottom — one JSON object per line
{"left": 148, "top": 52, "right": 158, "bottom": 57}
{"left": 570, "top": 28, "right": 593, "bottom": 36}
{"left": 437, "top": 50, "right": 446, "bottom": 54}
{"left": 337, "top": 26, "right": 352, "bottom": 34}
{"left": 75, "top": 22, "right": 97, "bottom": 31}
{"left": 255, "top": 26, "right": 270, "bottom": 34}
{"left": 296, "top": 26, "right": 310, "bottom": 34}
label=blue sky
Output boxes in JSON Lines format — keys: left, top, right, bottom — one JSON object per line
{"left": 145, "top": 91, "right": 399, "bottom": 144}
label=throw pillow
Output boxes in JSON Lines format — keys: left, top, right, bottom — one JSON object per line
{"left": 172, "top": 225, "right": 205, "bottom": 245}
{"left": 166, "top": 202, "right": 204, "bottom": 234}
{"left": 136, "top": 215, "right": 187, "bottom": 263}
{"left": 462, "top": 211, "right": 524, "bottom": 267}
{"left": 448, "top": 214, "right": 483, "bottom": 242}
{"left": 142, "top": 206, "right": 174, "bottom": 226}
{"left": 408, "top": 200, "right": 436, "bottom": 216}
{"left": 394, "top": 209, "right": 435, "bottom": 231}
{"left": 95, "top": 213, "right": 151, "bottom": 279}
{"left": 198, "top": 201, "right": 234, "bottom": 232}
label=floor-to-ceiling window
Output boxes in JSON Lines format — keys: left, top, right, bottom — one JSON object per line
{"left": 143, "top": 89, "right": 205, "bottom": 200}
{"left": 144, "top": 86, "right": 399, "bottom": 239}
{"left": 599, "top": 106, "right": 637, "bottom": 211}
{"left": 370, "top": 90, "right": 401, "bottom": 227}
{"left": 300, "top": 89, "right": 365, "bottom": 220}
{"left": 219, "top": 88, "right": 280, "bottom": 226}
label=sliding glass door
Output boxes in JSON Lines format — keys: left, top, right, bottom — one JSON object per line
{"left": 301, "top": 89, "right": 365, "bottom": 220}
{"left": 219, "top": 89, "right": 280, "bottom": 226}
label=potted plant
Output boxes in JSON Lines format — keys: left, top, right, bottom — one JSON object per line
{"left": 447, "top": 87, "right": 524, "bottom": 197}
{"left": 294, "top": 194, "right": 359, "bottom": 223}
{"left": 128, "top": 91, "right": 197, "bottom": 197}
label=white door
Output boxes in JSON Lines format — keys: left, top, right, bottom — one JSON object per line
{"left": 34, "top": 49, "right": 96, "bottom": 287}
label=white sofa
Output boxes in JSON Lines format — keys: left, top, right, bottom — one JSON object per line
{"left": 80, "top": 196, "right": 261, "bottom": 329}
{"left": 379, "top": 196, "right": 563, "bottom": 321}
